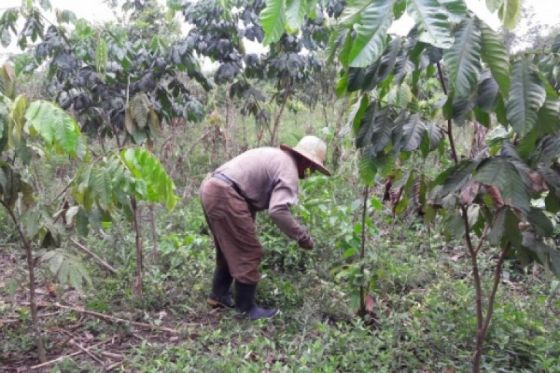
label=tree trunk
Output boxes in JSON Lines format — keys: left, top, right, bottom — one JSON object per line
{"left": 269, "top": 95, "right": 289, "bottom": 146}
{"left": 2, "top": 204, "right": 47, "bottom": 363}
{"left": 131, "top": 197, "right": 143, "bottom": 297}
{"left": 358, "top": 185, "right": 370, "bottom": 317}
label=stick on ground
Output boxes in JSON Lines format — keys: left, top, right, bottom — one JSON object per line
{"left": 70, "top": 239, "right": 118, "bottom": 275}
{"left": 53, "top": 302, "right": 181, "bottom": 334}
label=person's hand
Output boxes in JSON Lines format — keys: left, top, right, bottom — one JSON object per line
{"left": 298, "top": 235, "right": 314, "bottom": 250}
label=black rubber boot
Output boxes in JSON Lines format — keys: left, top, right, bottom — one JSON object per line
{"left": 235, "top": 282, "right": 278, "bottom": 320}
{"left": 207, "top": 267, "right": 234, "bottom": 308}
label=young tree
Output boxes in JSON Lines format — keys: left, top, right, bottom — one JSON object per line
{"left": 258, "top": 0, "right": 560, "bottom": 371}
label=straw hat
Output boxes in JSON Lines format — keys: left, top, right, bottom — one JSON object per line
{"left": 280, "top": 136, "right": 331, "bottom": 176}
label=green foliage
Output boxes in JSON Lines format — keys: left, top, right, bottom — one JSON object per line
{"left": 260, "top": 0, "right": 286, "bottom": 44}
{"left": 24, "top": 100, "right": 83, "bottom": 157}
{"left": 41, "top": 248, "right": 92, "bottom": 291}
{"left": 479, "top": 21, "right": 510, "bottom": 96}
{"left": 506, "top": 58, "right": 547, "bottom": 137}
{"left": 408, "top": 0, "right": 453, "bottom": 48}
{"left": 346, "top": 0, "right": 394, "bottom": 68}
{"left": 444, "top": 18, "right": 481, "bottom": 99}
{"left": 119, "top": 148, "right": 178, "bottom": 210}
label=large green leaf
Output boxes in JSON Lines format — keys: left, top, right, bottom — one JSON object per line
{"left": 340, "top": 0, "right": 372, "bottom": 26}
{"left": 434, "top": 160, "right": 478, "bottom": 198}
{"left": 260, "top": 0, "right": 286, "bottom": 45}
{"left": 399, "top": 114, "right": 425, "bottom": 152}
{"left": 285, "top": 0, "right": 306, "bottom": 33}
{"left": 474, "top": 157, "right": 530, "bottom": 212}
{"left": 479, "top": 21, "right": 510, "bottom": 96}
{"left": 476, "top": 72, "right": 499, "bottom": 112}
{"left": 408, "top": 0, "right": 453, "bottom": 49}
{"left": 506, "top": 59, "right": 546, "bottom": 137}
{"left": 522, "top": 232, "right": 560, "bottom": 278}
{"left": 444, "top": 18, "right": 481, "bottom": 98}
{"left": 498, "top": 0, "right": 521, "bottom": 30}
{"left": 348, "top": 0, "right": 394, "bottom": 68}
{"left": 120, "top": 147, "right": 178, "bottom": 210}
{"left": 24, "top": 100, "right": 82, "bottom": 157}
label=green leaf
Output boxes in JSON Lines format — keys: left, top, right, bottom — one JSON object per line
{"left": 506, "top": 59, "right": 546, "bottom": 137}
{"left": 476, "top": 73, "right": 499, "bottom": 112}
{"left": 479, "top": 21, "right": 510, "bottom": 96}
{"left": 340, "top": 0, "right": 372, "bottom": 26}
{"left": 522, "top": 232, "right": 560, "bottom": 278}
{"left": 434, "top": 160, "right": 478, "bottom": 198}
{"left": 408, "top": 0, "right": 453, "bottom": 49}
{"left": 349, "top": 94, "right": 370, "bottom": 133}
{"left": 348, "top": 0, "right": 394, "bottom": 68}
{"left": 260, "top": 0, "right": 286, "bottom": 45}
{"left": 443, "top": 211, "right": 464, "bottom": 240}
{"left": 474, "top": 157, "right": 530, "bottom": 212}
{"left": 444, "top": 18, "right": 481, "bottom": 98}
{"left": 527, "top": 208, "right": 554, "bottom": 236}
{"left": 95, "top": 37, "right": 108, "bottom": 75}
{"left": 24, "top": 100, "right": 82, "bottom": 157}
{"left": 120, "top": 148, "right": 178, "bottom": 210}
{"left": 536, "top": 98, "right": 560, "bottom": 135}
{"left": 498, "top": 0, "right": 521, "bottom": 30}
{"left": 285, "top": 0, "right": 306, "bottom": 33}
{"left": 399, "top": 114, "right": 425, "bottom": 152}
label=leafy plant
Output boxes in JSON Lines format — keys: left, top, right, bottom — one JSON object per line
{"left": 258, "top": 0, "right": 560, "bottom": 371}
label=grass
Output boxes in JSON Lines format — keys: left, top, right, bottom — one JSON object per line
{"left": 1, "top": 110, "right": 560, "bottom": 371}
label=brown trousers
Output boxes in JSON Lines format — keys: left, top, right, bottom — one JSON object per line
{"left": 200, "top": 175, "right": 262, "bottom": 284}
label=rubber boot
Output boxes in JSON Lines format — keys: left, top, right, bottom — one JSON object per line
{"left": 207, "top": 267, "right": 234, "bottom": 308}
{"left": 235, "top": 282, "right": 278, "bottom": 320}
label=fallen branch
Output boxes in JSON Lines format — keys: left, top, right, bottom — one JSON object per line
{"left": 70, "top": 340, "right": 105, "bottom": 366}
{"left": 70, "top": 239, "right": 118, "bottom": 275}
{"left": 30, "top": 339, "right": 112, "bottom": 370}
{"left": 53, "top": 302, "right": 180, "bottom": 334}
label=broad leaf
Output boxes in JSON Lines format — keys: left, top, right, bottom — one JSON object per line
{"left": 498, "top": 0, "right": 521, "bottom": 30}
{"left": 285, "top": 0, "right": 306, "bottom": 33}
{"left": 24, "top": 100, "right": 82, "bottom": 157}
{"left": 474, "top": 157, "right": 530, "bottom": 212}
{"left": 399, "top": 114, "right": 425, "bottom": 152}
{"left": 348, "top": 0, "right": 394, "bottom": 68}
{"left": 444, "top": 18, "right": 481, "bottom": 98}
{"left": 522, "top": 232, "right": 560, "bottom": 278}
{"left": 120, "top": 148, "right": 179, "bottom": 210}
{"left": 479, "top": 21, "right": 510, "bottom": 96}
{"left": 434, "top": 160, "right": 478, "bottom": 198}
{"left": 476, "top": 72, "right": 499, "bottom": 112}
{"left": 527, "top": 208, "right": 554, "bottom": 236}
{"left": 260, "top": 0, "right": 286, "bottom": 45}
{"left": 506, "top": 59, "right": 546, "bottom": 137}
{"left": 408, "top": 0, "right": 453, "bottom": 49}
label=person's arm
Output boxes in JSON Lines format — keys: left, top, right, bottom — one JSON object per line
{"left": 268, "top": 179, "right": 314, "bottom": 249}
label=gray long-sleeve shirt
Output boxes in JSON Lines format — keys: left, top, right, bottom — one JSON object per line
{"left": 215, "top": 147, "right": 309, "bottom": 242}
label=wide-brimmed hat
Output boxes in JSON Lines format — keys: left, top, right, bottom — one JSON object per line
{"left": 280, "top": 135, "right": 331, "bottom": 176}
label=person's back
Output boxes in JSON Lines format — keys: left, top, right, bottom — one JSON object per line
{"left": 215, "top": 147, "right": 299, "bottom": 212}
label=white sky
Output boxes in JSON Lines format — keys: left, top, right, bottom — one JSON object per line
{"left": 1, "top": 0, "right": 559, "bottom": 63}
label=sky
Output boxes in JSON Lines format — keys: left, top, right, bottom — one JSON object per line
{"left": 1, "top": 0, "right": 560, "bottom": 63}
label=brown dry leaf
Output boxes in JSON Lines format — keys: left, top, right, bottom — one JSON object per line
{"left": 485, "top": 185, "right": 504, "bottom": 207}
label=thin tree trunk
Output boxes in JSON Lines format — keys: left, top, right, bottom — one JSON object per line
{"left": 436, "top": 61, "right": 486, "bottom": 373}
{"left": 2, "top": 203, "right": 47, "bottom": 363}
{"left": 270, "top": 95, "right": 289, "bottom": 146}
{"left": 131, "top": 197, "right": 143, "bottom": 297}
{"left": 358, "top": 185, "right": 370, "bottom": 317}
